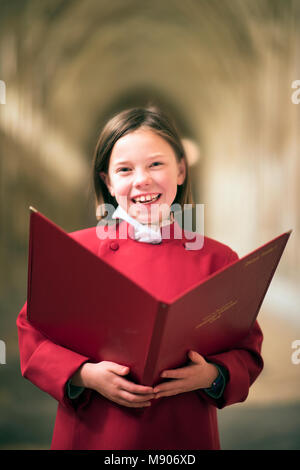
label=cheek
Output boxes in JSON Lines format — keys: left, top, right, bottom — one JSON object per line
{"left": 113, "top": 178, "right": 131, "bottom": 196}
{"left": 161, "top": 171, "right": 179, "bottom": 195}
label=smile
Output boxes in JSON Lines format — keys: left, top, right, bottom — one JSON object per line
{"left": 131, "top": 194, "right": 161, "bottom": 204}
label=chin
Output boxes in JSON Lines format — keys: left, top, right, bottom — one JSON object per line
{"left": 128, "top": 200, "right": 172, "bottom": 225}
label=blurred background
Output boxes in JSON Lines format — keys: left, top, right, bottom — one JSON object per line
{"left": 0, "top": 0, "right": 300, "bottom": 449}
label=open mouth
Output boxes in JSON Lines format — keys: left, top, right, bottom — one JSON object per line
{"left": 131, "top": 194, "right": 162, "bottom": 204}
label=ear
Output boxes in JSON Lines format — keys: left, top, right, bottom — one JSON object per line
{"left": 99, "top": 171, "right": 115, "bottom": 197}
{"left": 177, "top": 158, "right": 186, "bottom": 186}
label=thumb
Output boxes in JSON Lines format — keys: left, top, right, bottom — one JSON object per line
{"left": 188, "top": 350, "right": 203, "bottom": 364}
{"left": 117, "top": 365, "right": 130, "bottom": 376}
{"left": 109, "top": 362, "right": 130, "bottom": 376}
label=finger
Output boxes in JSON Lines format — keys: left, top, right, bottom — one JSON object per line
{"left": 119, "top": 390, "right": 155, "bottom": 404}
{"left": 155, "top": 389, "right": 184, "bottom": 399}
{"left": 160, "top": 367, "right": 190, "bottom": 379}
{"left": 107, "top": 362, "right": 130, "bottom": 376}
{"left": 188, "top": 350, "right": 205, "bottom": 364}
{"left": 117, "top": 378, "right": 154, "bottom": 395}
{"left": 116, "top": 397, "right": 152, "bottom": 408}
{"left": 153, "top": 379, "right": 186, "bottom": 394}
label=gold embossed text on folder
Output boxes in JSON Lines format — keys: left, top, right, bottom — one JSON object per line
{"left": 195, "top": 299, "right": 238, "bottom": 329}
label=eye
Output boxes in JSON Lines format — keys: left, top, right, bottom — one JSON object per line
{"left": 117, "top": 167, "right": 131, "bottom": 173}
{"left": 151, "top": 162, "right": 162, "bottom": 167}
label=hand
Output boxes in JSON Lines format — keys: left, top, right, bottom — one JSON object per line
{"left": 71, "top": 361, "right": 155, "bottom": 408}
{"left": 153, "top": 351, "right": 219, "bottom": 399}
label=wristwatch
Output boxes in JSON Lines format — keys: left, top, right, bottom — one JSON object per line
{"left": 203, "top": 364, "right": 227, "bottom": 399}
{"left": 205, "top": 370, "right": 224, "bottom": 392}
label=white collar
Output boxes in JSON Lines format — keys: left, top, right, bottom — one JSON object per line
{"left": 111, "top": 205, "right": 172, "bottom": 244}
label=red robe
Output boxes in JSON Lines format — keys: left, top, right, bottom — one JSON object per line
{"left": 16, "top": 220, "right": 263, "bottom": 450}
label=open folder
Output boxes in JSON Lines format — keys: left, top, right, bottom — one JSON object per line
{"left": 26, "top": 207, "right": 292, "bottom": 386}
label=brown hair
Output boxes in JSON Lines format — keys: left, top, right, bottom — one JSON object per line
{"left": 92, "top": 104, "right": 194, "bottom": 221}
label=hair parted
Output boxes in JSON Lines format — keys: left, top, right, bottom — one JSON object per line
{"left": 92, "top": 104, "right": 194, "bottom": 221}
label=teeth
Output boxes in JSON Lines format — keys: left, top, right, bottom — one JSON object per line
{"left": 134, "top": 194, "right": 160, "bottom": 203}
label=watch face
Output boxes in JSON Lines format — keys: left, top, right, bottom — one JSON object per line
{"left": 210, "top": 373, "right": 222, "bottom": 390}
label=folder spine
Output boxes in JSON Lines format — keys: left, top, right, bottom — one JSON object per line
{"left": 142, "top": 302, "right": 170, "bottom": 385}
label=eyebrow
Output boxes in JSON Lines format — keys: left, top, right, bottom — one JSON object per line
{"left": 113, "top": 154, "right": 166, "bottom": 166}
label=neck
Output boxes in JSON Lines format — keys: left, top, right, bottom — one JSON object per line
{"left": 112, "top": 204, "right": 173, "bottom": 229}
{"left": 140, "top": 211, "right": 174, "bottom": 228}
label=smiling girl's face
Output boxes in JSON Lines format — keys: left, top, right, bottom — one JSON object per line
{"left": 100, "top": 128, "right": 186, "bottom": 225}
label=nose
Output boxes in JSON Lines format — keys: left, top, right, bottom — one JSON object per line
{"left": 134, "top": 168, "right": 152, "bottom": 187}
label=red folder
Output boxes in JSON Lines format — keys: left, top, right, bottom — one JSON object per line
{"left": 26, "top": 207, "right": 292, "bottom": 386}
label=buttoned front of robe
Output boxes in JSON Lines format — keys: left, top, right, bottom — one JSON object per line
{"left": 16, "top": 220, "right": 264, "bottom": 450}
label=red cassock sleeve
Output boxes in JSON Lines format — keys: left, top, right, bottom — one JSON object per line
{"left": 16, "top": 301, "right": 93, "bottom": 410}
{"left": 198, "top": 250, "right": 264, "bottom": 408}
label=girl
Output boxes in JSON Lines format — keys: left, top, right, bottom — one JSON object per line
{"left": 16, "top": 105, "right": 264, "bottom": 450}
